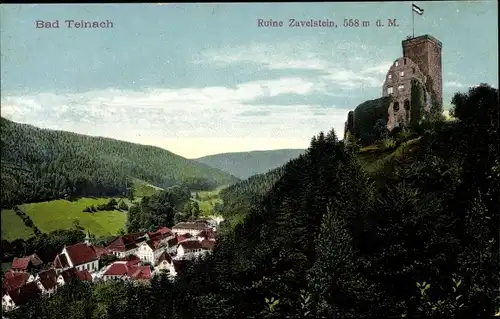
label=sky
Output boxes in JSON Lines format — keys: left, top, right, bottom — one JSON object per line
{"left": 1, "top": 2, "right": 498, "bottom": 158}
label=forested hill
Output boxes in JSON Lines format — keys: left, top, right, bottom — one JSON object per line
{"left": 218, "top": 165, "right": 286, "bottom": 220}
{"left": 194, "top": 149, "right": 304, "bottom": 179}
{"left": 0, "top": 118, "right": 239, "bottom": 208}
{"left": 170, "top": 84, "right": 498, "bottom": 318}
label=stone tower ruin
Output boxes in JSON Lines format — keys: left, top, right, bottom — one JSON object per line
{"left": 382, "top": 34, "right": 443, "bottom": 130}
{"left": 402, "top": 35, "right": 443, "bottom": 109}
{"left": 343, "top": 34, "right": 444, "bottom": 141}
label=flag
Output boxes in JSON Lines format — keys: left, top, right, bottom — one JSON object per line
{"left": 412, "top": 3, "right": 424, "bottom": 15}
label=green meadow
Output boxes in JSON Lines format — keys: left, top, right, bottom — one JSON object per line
{"left": 1, "top": 198, "right": 127, "bottom": 241}
{"left": 193, "top": 185, "right": 226, "bottom": 216}
{"left": 1, "top": 181, "right": 230, "bottom": 241}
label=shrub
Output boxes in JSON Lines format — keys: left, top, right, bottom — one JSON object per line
{"left": 379, "top": 137, "right": 397, "bottom": 150}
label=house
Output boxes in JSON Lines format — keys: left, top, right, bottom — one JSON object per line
{"left": 2, "top": 272, "right": 29, "bottom": 295}
{"left": 155, "top": 227, "right": 172, "bottom": 235}
{"left": 129, "top": 266, "right": 152, "bottom": 281}
{"left": 55, "top": 242, "right": 99, "bottom": 273}
{"left": 102, "top": 261, "right": 152, "bottom": 281}
{"left": 57, "top": 268, "right": 92, "bottom": 286}
{"left": 11, "top": 254, "right": 43, "bottom": 273}
{"left": 34, "top": 269, "right": 58, "bottom": 297}
{"left": 201, "top": 239, "right": 215, "bottom": 252}
{"left": 92, "top": 245, "right": 110, "bottom": 258}
{"left": 117, "top": 254, "right": 141, "bottom": 266}
{"left": 2, "top": 282, "right": 41, "bottom": 312}
{"left": 197, "top": 229, "right": 217, "bottom": 241}
{"left": 176, "top": 240, "right": 204, "bottom": 260}
{"left": 83, "top": 230, "right": 110, "bottom": 258}
{"left": 154, "top": 251, "right": 173, "bottom": 272}
{"left": 53, "top": 253, "right": 71, "bottom": 274}
{"left": 77, "top": 270, "right": 93, "bottom": 281}
{"left": 136, "top": 239, "right": 166, "bottom": 264}
{"left": 166, "top": 237, "right": 179, "bottom": 254}
{"left": 106, "top": 233, "right": 142, "bottom": 258}
{"left": 146, "top": 227, "right": 172, "bottom": 239}
{"left": 171, "top": 222, "right": 208, "bottom": 236}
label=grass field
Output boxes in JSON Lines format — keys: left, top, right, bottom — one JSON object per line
{"left": 193, "top": 185, "right": 227, "bottom": 216}
{"left": 1, "top": 198, "right": 127, "bottom": 241}
{"left": 1, "top": 181, "right": 229, "bottom": 241}
{"left": 1, "top": 209, "right": 35, "bottom": 240}
{"left": 357, "top": 137, "right": 422, "bottom": 175}
{"left": 132, "top": 179, "right": 163, "bottom": 198}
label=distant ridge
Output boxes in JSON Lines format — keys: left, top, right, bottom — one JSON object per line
{"left": 195, "top": 149, "right": 305, "bottom": 179}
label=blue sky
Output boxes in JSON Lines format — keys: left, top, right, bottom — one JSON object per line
{"left": 1, "top": 2, "right": 497, "bottom": 158}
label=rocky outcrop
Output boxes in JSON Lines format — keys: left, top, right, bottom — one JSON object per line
{"left": 344, "top": 97, "right": 391, "bottom": 145}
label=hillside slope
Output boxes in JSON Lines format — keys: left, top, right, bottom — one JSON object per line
{"left": 194, "top": 149, "right": 304, "bottom": 179}
{"left": 0, "top": 118, "right": 239, "bottom": 207}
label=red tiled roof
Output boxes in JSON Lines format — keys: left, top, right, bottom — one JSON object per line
{"left": 2, "top": 272, "right": 29, "bottom": 294}
{"left": 179, "top": 240, "right": 202, "bottom": 250}
{"left": 103, "top": 262, "right": 151, "bottom": 280}
{"left": 146, "top": 231, "right": 159, "bottom": 238}
{"left": 65, "top": 243, "right": 98, "bottom": 266}
{"left": 37, "top": 269, "right": 57, "bottom": 291}
{"left": 29, "top": 253, "right": 43, "bottom": 266}
{"left": 198, "top": 229, "right": 217, "bottom": 240}
{"left": 53, "top": 253, "right": 70, "bottom": 269}
{"left": 103, "top": 262, "right": 130, "bottom": 277}
{"left": 59, "top": 268, "right": 79, "bottom": 283}
{"left": 156, "top": 251, "right": 172, "bottom": 264}
{"left": 156, "top": 227, "right": 171, "bottom": 235}
{"left": 118, "top": 254, "right": 141, "bottom": 266}
{"left": 148, "top": 231, "right": 172, "bottom": 242}
{"left": 4, "top": 270, "right": 18, "bottom": 279}
{"left": 8, "top": 282, "right": 41, "bottom": 306}
{"left": 176, "top": 233, "right": 192, "bottom": 243}
{"left": 201, "top": 240, "right": 215, "bottom": 250}
{"left": 91, "top": 245, "right": 109, "bottom": 258}
{"left": 106, "top": 234, "right": 139, "bottom": 252}
{"left": 77, "top": 270, "right": 92, "bottom": 282}
{"left": 143, "top": 239, "right": 162, "bottom": 251}
{"left": 129, "top": 266, "right": 151, "bottom": 280}
{"left": 11, "top": 257, "right": 30, "bottom": 271}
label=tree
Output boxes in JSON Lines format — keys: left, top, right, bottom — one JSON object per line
{"left": 72, "top": 219, "right": 84, "bottom": 231}
{"left": 372, "top": 118, "right": 389, "bottom": 141}
{"left": 118, "top": 200, "right": 129, "bottom": 211}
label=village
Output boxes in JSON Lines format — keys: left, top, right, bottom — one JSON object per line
{"left": 2, "top": 217, "right": 220, "bottom": 312}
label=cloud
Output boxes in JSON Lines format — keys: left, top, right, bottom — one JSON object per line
{"left": 445, "top": 81, "right": 468, "bottom": 88}
{"left": 2, "top": 39, "right": 392, "bottom": 158}
{"left": 1, "top": 77, "right": 350, "bottom": 158}
{"left": 195, "top": 39, "right": 393, "bottom": 91}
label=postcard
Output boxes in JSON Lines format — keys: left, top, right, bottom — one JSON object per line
{"left": 1, "top": 2, "right": 498, "bottom": 318}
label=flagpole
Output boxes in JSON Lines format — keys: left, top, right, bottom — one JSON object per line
{"left": 412, "top": 1, "right": 415, "bottom": 38}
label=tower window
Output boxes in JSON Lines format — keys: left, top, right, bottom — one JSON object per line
{"left": 404, "top": 100, "right": 410, "bottom": 110}
{"left": 387, "top": 87, "right": 393, "bottom": 94}
{"left": 398, "top": 84, "right": 404, "bottom": 90}
{"left": 404, "top": 58, "right": 407, "bottom": 65}
{"left": 395, "top": 61, "right": 399, "bottom": 67}
{"left": 412, "top": 67, "right": 415, "bottom": 73}
{"left": 400, "top": 71, "right": 405, "bottom": 77}
{"left": 393, "top": 102, "right": 400, "bottom": 112}
{"left": 388, "top": 74, "right": 392, "bottom": 80}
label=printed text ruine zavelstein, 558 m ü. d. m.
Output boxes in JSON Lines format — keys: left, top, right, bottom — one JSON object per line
{"left": 257, "top": 18, "right": 337, "bottom": 28}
